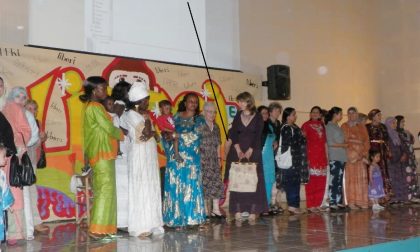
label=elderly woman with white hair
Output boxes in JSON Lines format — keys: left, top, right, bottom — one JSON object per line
{"left": 125, "top": 81, "right": 164, "bottom": 237}
{"left": 199, "top": 102, "right": 224, "bottom": 218}
{"left": 2, "top": 87, "right": 37, "bottom": 244}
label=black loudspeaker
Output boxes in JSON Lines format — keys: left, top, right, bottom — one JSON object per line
{"left": 267, "top": 65, "right": 290, "bottom": 100}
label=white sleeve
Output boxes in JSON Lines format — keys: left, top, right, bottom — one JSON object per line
{"left": 119, "top": 112, "right": 128, "bottom": 130}
{"left": 25, "top": 110, "right": 40, "bottom": 147}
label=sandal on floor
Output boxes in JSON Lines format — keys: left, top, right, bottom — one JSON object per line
{"left": 138, "top": 232, "right": 152, "bottom": 238}
{"left": 288, "top": 207, "right": 302, "bottom": 215}
{"left": 348, "top": 204, "right": 359, "bottom": 210}
{"left": 307, "top": 208, "right": 320, "bottom": 213}
{"left": 7, "top": 239, "right": 17, "bottom": 246}
{"left": 248, "top": 214, "right": 257, "bottom": 221}
{"left": 88, "top": 232, "right": 107, "bottom": 240}
{"left": 198, "top": 224, "right": 208, "bottom": 231}
{"left": 211, "top": 212, "right": 226, "bottom": 219}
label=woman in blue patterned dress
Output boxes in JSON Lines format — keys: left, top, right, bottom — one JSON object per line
{"left": 163, "top": 93, "right": 206, "bottom": 228}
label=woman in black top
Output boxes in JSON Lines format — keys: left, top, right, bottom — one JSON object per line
{"left": 0, "top": 112, "right": 16, "bottom": 156}
{"left": 276, "top": 107, "right": 308, "bottom": 214}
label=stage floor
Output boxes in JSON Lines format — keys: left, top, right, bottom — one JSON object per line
{"left": 2, "top": 204, "right": 420, "bottom": 251}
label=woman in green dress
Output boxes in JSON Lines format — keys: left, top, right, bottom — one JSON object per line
{"left": 79, "top": 76, "right": 124, "bottom": 239}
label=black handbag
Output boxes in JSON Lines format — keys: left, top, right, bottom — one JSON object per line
{"left": 10, "top": 133, "right": 37, "bottom": 187}
{"left": 9, "top": 154, "right": 22, "bottom": 188}
{"left": 20, "top": 151, "right": 36, "bottom": 186}
{"left": 36, "top": 147, "right": 46, "bottom": 169}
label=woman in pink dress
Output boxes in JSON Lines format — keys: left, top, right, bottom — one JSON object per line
{"left": 2, "top": 87, "right": 32, "bottom": 244}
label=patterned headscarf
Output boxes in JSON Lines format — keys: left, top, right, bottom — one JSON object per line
{"left": 347, "top": 107, "right": 358, "bottom": 127}
{"left": 385, "top": 117, "right": 401, "bottom": 146}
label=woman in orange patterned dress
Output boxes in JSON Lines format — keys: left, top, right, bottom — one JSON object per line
{"left": 341, "top": 107, "right": 370, "bottom": 209}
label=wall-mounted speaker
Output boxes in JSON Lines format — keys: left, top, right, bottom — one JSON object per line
{"left": 267, "top": 65, "right": 290, "bottom": 100}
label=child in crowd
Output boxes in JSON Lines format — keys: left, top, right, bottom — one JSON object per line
{"left": 103, "top": 96, "right": 123, "bottom": 156}
{"left": 368, "top": 150, "right": 385, "bottom": 211}
{"left": 113, "top": 100, "right": 126, "bottom": 120}
{"left": 156, "top": 100, "right": 182, "bottom": 162}
{"left": 0, "top": 144, "right": 14, "bottom": 242}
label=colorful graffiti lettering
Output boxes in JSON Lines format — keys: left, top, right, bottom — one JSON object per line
{"left": 25, "top": 57, "right": 238, "bottom": 221}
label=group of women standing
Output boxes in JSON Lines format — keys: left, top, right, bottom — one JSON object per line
{"left": 237, "top": 102, "right": 419, "bottom": 216}
{"left": 0, "top": 77, "right": 49, "bottom": 245}
{"left": 304, "top": 107, "right": 419, "bottom": 213}
{"left": 81, "top": 77, "right": 164, "bottom": 239}
{"left": 365, "top": 109, "right": 419, "bottom": 204}
{"left": 82, "top": 77, "right": 229, "bottom": 237}
{"left": 82, "top": 77, "right": 420, "bottom": 238}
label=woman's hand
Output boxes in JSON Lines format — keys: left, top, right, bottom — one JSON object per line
{"left": 139, "top": 134, "right": 148, "bottom": 142}
{"left": 161, "top": 131, "right": 173, "bottom": 141}
{"left": 142, "top": 112, "right": 150, "bottom": 120}
{"left": 400, "top": 153, "right": 408, "bottom": 162}
{"left": 272, "top": 141, "right": 279, "bottom": 150}
{"left": 153, "top": 132, "right": 161, "bottom": 142}
{"left": 120, "top": 127, "right": 128, "bottom": 136}
{"left": 140, "top": 118, "right": 153, "bottom": 141}
{"left": 234, "top": 144, "right": 245, "bottom": 160}
{"left": 244, "top": 148, "right": 253, "bottom": 160}
{"left": 348, "top": 139, "right": 362, "bottom": 144}
{"left": 39, "top": 132, "right": 47, "bottom": 142}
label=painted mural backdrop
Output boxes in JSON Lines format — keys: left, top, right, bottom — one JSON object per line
{"left": 0, "top": 45, "right": 262, "bottom": 221}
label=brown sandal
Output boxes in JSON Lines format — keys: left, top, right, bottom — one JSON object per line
{"left": 138, "top": 232, "right": 152, "bottom": 238}
{"left": 88, "top": 232, "right": 106, "bottom": 240}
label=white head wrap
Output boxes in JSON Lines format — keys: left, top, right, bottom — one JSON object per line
{"left": 128, "top": 81, "right": 149, "bottom": 102}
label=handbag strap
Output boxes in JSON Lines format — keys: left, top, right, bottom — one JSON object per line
{"left": 236, "top": 157, "right": 250, "bottom": 163}
{"left": 19, "top": 132, "right": 26, "bottom": 147}
{"left": 279, "top": 124, "right": 294, "bottom": 148}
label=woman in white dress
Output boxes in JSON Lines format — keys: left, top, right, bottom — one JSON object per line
{"left": 111, "top": 80, "right": 132, "bottom": 229}
{"left": 126, "top": 81, "right": 164, "bottom": 237}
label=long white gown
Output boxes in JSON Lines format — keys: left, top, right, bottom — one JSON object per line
{"left": 126, "top": 110, "right": 164, "bottom": 236}
{"left": 115, "top": 112, "right": 129, "bottom": 228}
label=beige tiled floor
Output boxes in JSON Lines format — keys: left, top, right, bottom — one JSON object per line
{"left": 2, "top": 204, "right": 420, "bottom": 251}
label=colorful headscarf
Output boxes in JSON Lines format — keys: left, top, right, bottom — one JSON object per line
{"left": 385, "top": 117, "right": 401, "bottom": 146}
{"left": 347, "top": 107, "right": 359, "bottom": 127}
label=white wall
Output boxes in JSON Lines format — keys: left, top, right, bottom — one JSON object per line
{"left": 24, "top": 0, "right": 240, "bottom": 69}
{"left": 0, "top": 0, "right": 28, "bottom": 44}
{"left": 375, "top": 0, "right": 420, "bottom": 147}
{"left": 28, "top": 0, "right": 85, "bottom": 50}
{"left": 85, "top": 0, "right": 207, "bottom": 66}
{"left": 205, "top": 0, "right": 240, "bottom": 70}
{"left": 239, "top": 0, "right": 378, "bottom": 125}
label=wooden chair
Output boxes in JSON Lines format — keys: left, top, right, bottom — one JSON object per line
{"left": 75, "top": 169, "right": 93, "bottom": 226}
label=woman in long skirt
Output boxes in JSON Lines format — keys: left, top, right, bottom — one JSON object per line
{"left": 342, "top": 107, "right": 370, "bottom": 209}
{"left": 80, "top": 76, "right": 124, "bottom": 239}
{"left": 163, "top": 93, "right": 206, "bottom": 228}
{"left": 366, "top": 109, "right": 392, "bottom": 201}
{"left": 225, "top": 92, "right": 267, "bottom": 222}
{"left": 301, "top": 106, "right": 328, "bottom": 213}
{"left": 385, "top": 117, "right": 409, "bottom": 203}
{"left": 200, "top": 102, "right": 224, "bottom": 218}
{"left": 125, "top": 81, "right": 164, "bottom": 237}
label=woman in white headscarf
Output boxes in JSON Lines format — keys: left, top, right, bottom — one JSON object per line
{"left": 125, "top": 81, "right": 164, "bottom": 237}
{"left": 2, "top": 87, "right": 33, "bottom": 244}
